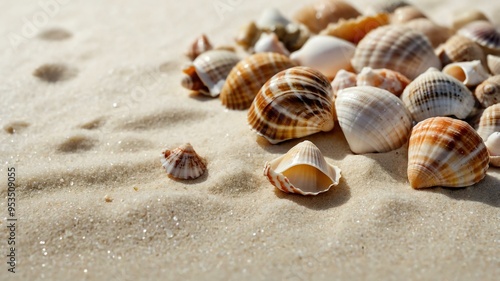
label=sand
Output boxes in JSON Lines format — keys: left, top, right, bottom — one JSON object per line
{"left": 1, "top": 0, "right": 499, "bottom": 280}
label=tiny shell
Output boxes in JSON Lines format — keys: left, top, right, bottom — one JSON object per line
{"left": 331, "top": 69, "right": 357, "bottom": 97}
{"left": 264, "top": 140, "right": 341, "bottom": 195}
{"left": 459, "top": 20, "right": 500, "bottom": 55}
{"left": 160, "top": 143, "right": 207, "bottom": 180}
{"left": 356, "top": 67, "right": 410, "bottom": 96}
{"left": 185, "top": 34, "right": 213, "bottom": 60}
{"left": 391, "top": 5, "right": 426, "bottom": 24}
{"left": 235, "top": 21, "right": 261, "bottom": 51}
{"left": 476, "top": 103, "right": 500, "bottom": 141}
{"left": 488, "top": 55, "right": 500, "bottom": 75}
{"left": 319, "top": 13, "right": 389, "bottom": 45}
{"left": 452, "top": 9, "right": 490, "bottom": 31}
{"left": 254, "top": 33, "right": 290, "bottom": 55}
{"left": 485, "top": 132, "right": 500, "bottom": 167}
{"left": 475, "top": 75, "right": 500, "bottom": 107}
{"left": 436, "top": 35, "right": 486, "bottom": 66}
{"left": 407, "top": 117, "right": 489, "bottom": 189}
{"left": 443, "top": 60, "right": 490, "bottom": 87}
{"left": 403, "top": 18, "right": 451, "bottom": 48}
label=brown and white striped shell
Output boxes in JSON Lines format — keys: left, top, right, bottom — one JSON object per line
{"left": 485, "top": 132, "right": 500, "bottom": 167}
{"left": 407, "top": 117, "right": 489, "bottom": 189}
{"left": 476, "top": 103, "right": 500, "bottom": 141}
{"left": 488, "top": 55, "right": 500, "bottom": 75}
{"left": 319, "top": 13, "right": 390, "bottom": 45}
{"left": 264, "top": 140, "right": 341, "bottom": 195}
{"left": 247, "top": 66, "right": 334, "bottom": 144}
{"left": 436, "top": 35, "right": 486, "bottom": 66}
{"left": 475, "top": 75, "right": 500, "bottom": 108}
{"left": 443, "top": 60, "right": 490, "bottom": 87}
{"left": 220, "top": 53, "right": 296, "bottom": 110}
{"left": 403, "top": 18, "right": 451, "bottom": 48}
{"left": 401, "top": 68, "right": 475, "bottom": 122}
{"left": 160, "top": 143, "right": 207, "bottom": 180}
{"left": 459, "top": 20, "right": 500, "bottom": 55}
{"left": 185, "top": 34, "right": 213, "bottom": 60}
{"left": 356, "top": 67, "right": 410, "bottom": 96}
{"left": 335, "top": 86, "right": 412, "bottom": 154}
{"left": 351, "top": 25, "right": 441, "bottom": 79}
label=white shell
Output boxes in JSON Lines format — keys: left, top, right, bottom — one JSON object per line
{"left": 254, "top": 33, "right": 290, "bottom": 56}
{"left": 476, "top": 103, "right": 500, "bottom": 141}
{"left": 488, "top": 55, "right": 500, "bottom": 75}
{"left": 443, "top": 60, "right": 490, "bottom": 87}
{"left": 264, "top": 140, "right": 341, "bottom": 195}
{"left": 256, "top": 8, "right": 291, "bottom": 29}
{"left": 485, "top": 132, "right": 500, "bottom": 167}
{"left": 331, "top": 69, "right": 357, "bottom": 97}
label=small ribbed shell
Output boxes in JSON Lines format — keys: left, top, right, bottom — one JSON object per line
{"left": 390, "top": 5, "right": 426, "bottom": 24}
{"left": 475, "top": 75, "right": 500, "bottom": 108}
{"left": 319, "top": 13, "right": 390, "bottom": 45}
{"left": 185, "top": 34, "right": 213, "bottom": 60}
{"left": 407, "top": 117, "right": 489, "bottom": 189}
{"left": 459, "top": 21, "right": 500, "bottom": 55}
{"left": 335, "top": 86, "right": 412, "bottom": 154}
{"left": 443, "top": 60, "right": 490, "bottom": 87}
{"left": 264, "top": 140, "right": 341, "bottom": 195}
{"left": 401, "top": 68, "right": 475, "bottom": 122}
{"left": 452, "top": 9, "right": 490, "bottom": 31}
{"left": 247, "top": 66, "right": 334, "bottom": 144}
{"left": 356, "top": 67, "right": 410, "bottom": 96}
{"left": 160, "top": 143, "right": 207, "bottom": 180}
{"left": 488, "top": 55, "right": 500, "bottom": 75}
{"left": 476, "top": 103, "right": 500, "bottom": 141}
{"left": 485, "top": 132, "right": 500, "bottom": 167}
{"left": 403, "top": 18, "right": 451, "bottom": 48}
{"left": 351, "top": 25, "right": 441, "bottom": 79}
{"left": 220, "top": 53, "right": 296, "bottom": 110}
{"left": 436, "top": 35, "right": 486, "bottom": 66}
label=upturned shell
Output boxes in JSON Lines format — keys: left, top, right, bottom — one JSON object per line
{"left": 319, "top": 13, "right": 389, "bottom": 45}
{"left": 290, "top": 35, "right": 355, "bottom": 79}
{"left": 443, "top": 60, "right": 490, "bottom": 87}
{"left": 458, "top": 20, "right": 500, "bottom": 55}
{"left": 264, "top": 140, "right": 341, "bottom": 195}
{"left": 185, "top": 34, "right": 213, "bottom": 60}
{"left": 254, "top": 33, "right": 290, "bottom": 56}
{"left": 403, "top": 18, "right": 451, "bottom": 48}
{"left": 181, "top": 50, "right": 239, "bottom": 97}
{"left": 351, "top": 25, "right": 441, "bottom": 79}
{"left": 401, "top": 68, "right": 475, "bottom": 122}
{"left": 335, "top": 86, "right": 412, "bottom": 154}
{"left": 452, "top": 9, "right": 490, "bottom": 31}
{"left": 476, "top": 103, "right": 500, "bottom": 141}
{"left": 390, "top": 5, "right": 426, "bottom": 24}
{"left": 331, "top": 69, "right": 357, "bottom": 97}
{"left": 356, "top": 67, "right": 410, "bottom": 96}
{"left": 220, "top": 53, "right": 296, "bottom": 110}
{"left": 436, "top": 35, "right": 486, "bottom": 66}
{"left": 407, "top": 117, "right": 489, "bottom": 189}
{"left": 160, "top": 143, "right": 207, "bottom": 180}
{"left": 488, "top": 55, "right": 500, "bottom": 75}
{"left": 247, "top": 66, "right": 334, "bottom": 144}
{"left": 485, "top": 132, "right": 500, "bottom": 167}
{"left": 475, "top": 75, "right": 500, "bottom": 107}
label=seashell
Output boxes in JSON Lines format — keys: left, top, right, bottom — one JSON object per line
{"left": 351, "top": 25, "right": 441, "bottom": 80}
{"left": 403, "top": 18, "right": 451, "bottom": 48}
{"left": 293, "top": 0, "right": 361, "bottom": 34}
{"left": 390, "top": 5, "right": 426, "bottom": 24}
{"left": 476, "top": 103, "right": 500, "bottom": 141}
{"left": 436, "top": 35, "right": 486, "bottom": 66}
{"left": 488, "top": 55, "right": 500, "bottom": 75}
{"left": 407, "top": 117, "right": 489, "bottom": 189}
{"left": 256, "top": 8, "right": 291, "bottom": 29}
{"left": 356, "top": 67, "right": 410, "bottom": 96}
{"left": 458, "top": 21, "right": 500, "bottom": 55}
{"left": 185, "top": 34, "right": 213, "bottom": 60}
{"left": 253, "top": 33, "right": 290, "bottom": 56}
{"left": 401, "top": 68, "right": 475, "bottom": 122}
{"left": 319, "top": 13, "right": 389, "bottom": 45}
{"left": 335, "top": 86, "right": 412, "bottom": 154}
{"left": 331, "top": 69, "right": 357, "bottom": 97}
{"left": 220, "top": 53, "right": 296, "bottom": 110}
{"left": 264, "top": 140, "right": 341, "bottom": 195}
{"left": 235, "top": 21, "right": 262, "bottom": 51}
{"left": 443, "top": 60, "right": 490, "bottom": 87}
{"left": 181, "top": 50, "right": 239, "bottom": 97}
{"left": 475, "top": 75, "right": 500, "bottom": 108}
{"left": 485, "top": 132, "right": 500, "bottom": 167}
{"left": 452, "top": 9, "right": 490, "bottom": 31}
{"left": 247, "top": 66, "right": 334, "bottom": 144}
{"left": 370, "top": 0, "right": 410, "bottom": 13}
{"left": 160, "top": 143, "right": 207, "bottom": 180}
{"left": 290, "top": 35, "right": 355, "bottom": 79}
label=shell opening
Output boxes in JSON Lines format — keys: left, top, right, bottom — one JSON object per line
{"left": 445, "top": 65, "right": 466, "bottom": 83}
{"left": 281, "top": 164, "right": 335, "bottom": 194}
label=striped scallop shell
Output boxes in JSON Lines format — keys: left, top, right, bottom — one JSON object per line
{"left": 160, "top": 143, "right": 207, "bottom": 180}
{"left": 475, "top": 75, "right": 500, "bottom": 108}
{"left": 264, "top": 140, "right": 341, "bottom": 195}
{"left": 476, "top": 103, "right": 500, "bottom": 141}
{"left": 485, "top": 132, "right": 500, "bottom": 167}
{"left": 356, "top": 67, "right": 410, "bottom": 96}
{"left": 459, "top": 20, "right": 500, "bottom": 55}
{"left": 401, "top": 68, "right": 475, "bottom": 122}
{"left": 220, "top": 53, "right": 296, "bottom": 110}
{"left": 335, "top": 86, "right": 412, "bottom": 154}
{"left": 407, "top": 117, "right": 489, "bottom": 189}
{"left": 351, "top": 25, "right": 441, "bottom": 79}
{"left": 443, "top": 60, "right": 490, "bottom": 87}
{"left": 488, "top": 55, "right": 500, "bottom": 75}
{"left": 247, "top": 66, "right": 334, "bottom": 144}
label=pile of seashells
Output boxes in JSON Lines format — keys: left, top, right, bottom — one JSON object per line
{"left": 162, "top": 0, "right": 500, "bottom": 196}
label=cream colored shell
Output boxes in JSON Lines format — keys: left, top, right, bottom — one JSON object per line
{"left": 442, "top": 60, "right": 490, "bottom": 87}
{"left": 403, "top": 18, "right": 451, "bottom": 48}
{"left": 475, "top": 75, "right": 500, "bottom": 108}
{"left": 488, "top": 55, "right": 500, "bottom": 75}
{"left": 436, "top": 35, "right": 486, "bottom": 66}
{"left": 485, "top": 132, "right": 500, "bottom": 167}
{"left": 476, "top": 103, "right": 500, "bottom": 141}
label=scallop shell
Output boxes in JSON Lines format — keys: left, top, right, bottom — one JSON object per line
{"left": 476, "top": 103, "right": 500, "bottom": 141}
{"left": 254, "top": 33, "right": 290, "bottom": 56}
{"left": 488, "top": 55, "right": 500, "bottom": 75}
{"left": 220, "top": 53, "right": 296, "bottom": 110}
{"left": 331, "top": 69, "right": 357, "bottom": 97}
{"left": 407, "top": 117, "right": 489, "bottom": 189}
{"left": 264, "top": 140, "right": 341, "bottom": 195}
{"left": 351, "top": 25, "right": 441, "bottom": 80}
{"left": 458, "top": 20, "right": 500, "bottom": 55}
{"left": 319, "top": 13, "right": 389, "bottom": 45}
{"left": 443, "top": 60, "right": 490, "bottom": 87}
{"left": 475, "top": 75, "right": 500, "bottom": 107}
{"left": 436, "top": 35, "right": 486, "bottom": 66}
{"left": 401, "top": 68, "right": 475, "bottom": 122}
{"left": 452, "top": 9, "right": 490, "bottom": 31}
{"left": 391, "top": 5, "right": 426, "bottom": 24}
{"left": 290, "top": 35, "right": 355, "bottom": 79}
{"left": 185, "top": 34, "right": 213, "bottom": 60}
{"left": 247, "top": 66, "right": 334, "bottom": 144}
{"left": 403, "top": 18, "right": 451, "bottom": 48}
{"left": 485, "top": 132, "right": 500, "bottom": 167}
{"left": 335, "top": 86, "right": 412, "bottom": 154}
{"left": 356, "top": 67, "right": 410, "bottom": 96}
{"left": 181, "top": 50, "right": 239, "bottom": 97}
{"left": 160, "top": 143, "right": 207, "bottom": 180}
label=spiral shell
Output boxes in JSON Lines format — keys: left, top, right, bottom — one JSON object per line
{"left": 403, "top": 18, "right": 451, "bottom": 48}
{"left": 407, "top": 117, "right": 489, "bottom": 189}
{"left": 488, "top": 55, "right": 500, "bottom": 75}
{"left": 319, "top": 13, "right": 390, "bottom": 45}
{"left": 220, "top": 53, "right": 296, "bottom": 110}
{"left": 356, "top": 67, "right": 410, "bottom": 96}
{"left": 351, "top": 25, "right": 441, "bottom": 79}
{"left": 475, "top": 75, "right": 500, "bottom": 108}
{"left": 264, "top": 140, "right": 341, "bottom": 195}
{"left": 443, "top": 60, "right": 490, "bottom": 87}
{"left": 401, "top": 68, "right": 475, "bottom": 122}
{"left": 390, "top": 5, "right": 426, "bottom": 24}
{"left": 185, "top": 34, "right": 213, "bottom": 60}
{"left": 436, "top": 35, "right": 486, "bottom": 66}
{"left": 485, "top": 132, "right": 500, "bottom": 167}
{"left": 335, "top": 86, "right": 412, "bottom": 154}
{"left": 476, "top": 103, "right": 500, "bottom": 141}
{"left": 452, "top": 9, "right": 490, "bottom": 31}
{"left": 331, "top": 69, "right": 357, "bottom": 97}
{"left": 247, "top": 66, "right": 334, "bottom": 144}
{"left": 160, "top": 143, "right": 207, "bottom": 180}
{"left": 458, "top": 20, "right": 500, "bottom": 55}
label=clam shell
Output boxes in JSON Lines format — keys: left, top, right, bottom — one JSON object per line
{"left": 452, "top": 9, "right": 490, "bottom": 31}
{"left": 160, "top": 143, "right": 207, "bottom": 180}
{"left": 185, "top": 34, "right": 213, "bottom": 60}
{"left": 254, "top": 33, "right": 290, "bottom": 56}
{"left": 319, "top": 13, "right": 389, "bottom": 45}
{"left": 335, "top": 86, "right": 412, "bottom": 154}
{"left": 391, "top": 5, "right": 426, "bottom": 24}
{"left": 485, "top": 132, "right": 500, "bottom": 167}
{"left": 290, "top": 35, "right": 355, "bottom": 79}
{"left": 403, "top": 18, "right": 451, "bottom": 48}
{"left": 331, "top": 69, "right": 357, "bottom": 97}
{"left": 356, "top": 67, "right": 410, "bottom": 96}
{"left": 247, "top": 66, "right": 334, "bottom": 144}
{"left": 436, "top": 35, "right": 486, "bottom": 66}
{"left": 264, "top": 140, "right": 341, "bottom": 195}
{"left": 475, "top": 75, "right": 500, "bottom": 108}
{"left": 476, "top": 103, "right": 500, "bottom": 141}
{"left": 220, "top": 53, "right": 296, "bottom": 110}
{"left": 443, "top": 60, "right": 490, "bottom": 87}
{"left": 351, "top": 25, "right": 441, "bottom": 80}
{"left": 458, "top": 20, "right": 500, "bottom": 55}
{"left": 407, "top": 117, "right": 489, "bottom": 189}
{"left": 401, "top": 68, "right": 475, "bottom": 122}
{"left": 488, "top": 55, "right": 500, "bottom": 75}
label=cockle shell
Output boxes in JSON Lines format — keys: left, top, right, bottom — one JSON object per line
{"left": 356, "top": 67, "right": 410, "bottom": 96}
{"left": 401, "top": 68, "right": 475, "bottom": 122}
{"left": 443, "top": 60, "right": 490, "bottom": 87}
{"left": 335, "top": 86, "right": 412, "bottom": 154}
{"left": 452, "top": 9, "right": 490, "bottom": 31}
{"left": 485, "top": 132, "right": 500, "bottom": 167}
{"left": 436, "top": 35, "right": 486, "bottom": 66}
{"left": 476, "top": 103, "right": 500, "bottom": 141}
{"left": 459, "top": 20, "right": 500, "bottom": 55}
{"left": 351, "top": 25, "right": 441, "bottom": 80}
{"left": 475, "top": 75, "right": 500, "bottom": 108}
{"left": 160, "top": 143, "right": 207, "bottom": 180}
{"left": 264, "top": 140, "right": 341, "bottom": 195}
{"left": 331, "top": 69, "right": 357, "bottom": 97}
{"left": 407, "top": 117, "right": 489, "bottom": 189}
{"left": 290, "top": 35, "right": 355, "bottom": 79}
{"left": 390, "top": 5, "right": 426, "bottom": 24}
{"left": 185, "top": 34, "right": 213, "bottom": 60}
{"left": 403, "top": 18, "right": 451, "bottom": 48}
{"left": 181, "top": 50, "right": 239, "bottom": 97}
{"left": 319, "top": 13, "right": 389, "bottom": 45}
{"left": 247, "top": 66, "right": 334, "bottom": 144}
{"left": 254, "top": 33, "right": 290, "bottom": 56}
{"left": 220, "top": 53, "right": 296, "bottom": 110}
{"left": 488, "top": 55, "right": 500, "bottom": 75}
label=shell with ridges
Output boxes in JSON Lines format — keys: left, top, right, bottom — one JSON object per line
{"left": 335, "top": 86, "right": 412, "bottom": 154}
{"left": 185, "top": 34, "right": 213, "bottom": 60}
{"left": 436, "top": 35, "right": 486, "bottom": 66}
{"left": 264, "top": 140, "right": 341, "bottom": 195}
{"left": 443, "top": 60, "right": 490, "bottom": 87}
{"left": 488, "top": 55, "right": 500, "bottom": 75}
{"left": 403, "top": 18, "right": 451, "bottom": 48}
{"left": 356, "top": 67, "right": 410, "bottom": 96}
{"left": 319, "top": 13, "right": 389, "bottom": 45}
{"left": 476, "top": 103, "right": 500, "bottom": 141}
{"left": 458, "top": 20, "right": 500, "bottom": 55}
{"left": 485, "top": 132, "right": 500, "bottom": 167}
{"left": 475, "top": 75, "right": 500, "bottom": 108}
{"left": 407, "top": 117, "right": 489, "bottom": 189}
{"left": 247, "top": 66, "right": 334, "bottom": 144}
{"left": 160, "top": 143, "right": 207, "bottom": 180}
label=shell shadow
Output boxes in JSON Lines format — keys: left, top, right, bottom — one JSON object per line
{"left": 187, "top": 92, "right": 216, "bottom": 102}
{"left": 364, "top": 145, "right": 409, "bottom": 182}
{"left": 167, "top": 169, "right": 209, "bottom": 185}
